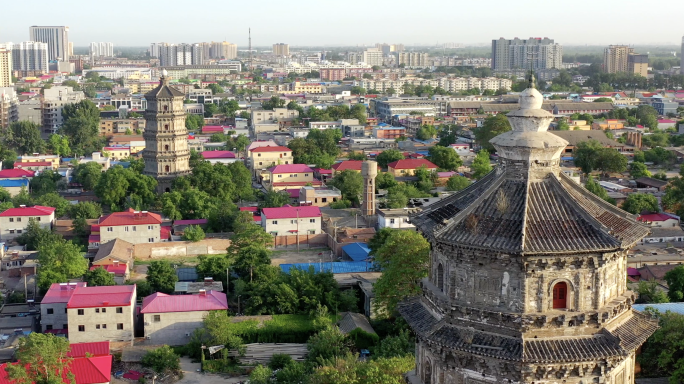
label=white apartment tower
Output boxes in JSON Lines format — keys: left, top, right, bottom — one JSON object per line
{"left": 273, "top": 43, "right": 289, "bottom": 56}
{"left": 363, "top": 48, "right": 383, "bottom": 67}
{"left": 29, "top": 26, "right": 69, "bottom": 61}
{"left": 157, "top": 43, "right": 204, "bottom": 66}
{"left": 491, "top": 37, "right": 562, "bottom": 71}
{"left": 9, "top": 42, "right": 49, "bottom": 74}
{"left": 0, "top": 46, "right": 11, "bottom": 87}
{"left": 90, "top": 42, "right": 114, "bottom": 57}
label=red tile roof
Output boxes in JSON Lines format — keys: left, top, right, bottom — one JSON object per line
{"left": 332, "top": 160, "right": 363, "bottom": 171}
{"left": 262, "top": 206, "right": 321, "bottom": 219}
{"left": 239, "top": 207, "right": 261, "bottom": 221}
{"left": 269, "top": 164, "right": 314, "bottom": 174}
{"left": 314, "top": 168, "right": 333, "bottom": 174}
{"left": 89, "top": 264, "right": 128, "bottom": 275}
{"left": 202, "top": 150, "right": 236, "bottom": 159}
{"left": 14, "top": 161, "right": 52, "bottom": 167}
{"left": 202, "top": 126, "right": 226, "bottom": 133}
{"left": 0, "top": 169, "right": 35, "bottom": 178}
{"left": 286, "top": 189, "right": 300, "bottom": 198}
{"left": 68, "top": 342, "right": 110, "bottom": 358}
{"left": 67, "top": 285, "right": 135, "bottom": 308}
{"left": 272, "top": 181, "right": 323, "bottom": 187}
{"left": 388, "top": 159, "right": 438, "bottom": 170}
{"left": 88, "top": 235, "right": 100, "bottom": 243}
{"left": 99, "top": 208, "right": 162, "bottom": 226}
{"left": 638, "top": 213, "right": 677, "bottom": 222}
{"left": 0, "top": 205, "right": 55, "bottom": 217}
{"left": 41, "top": 282, "right": 88, "bottom": 304}
{"left": 141, "top": 291, "right": 228, "bottom": 313}
{"left": 250, "top": 146, "right": 291, "bottom": 153}
{"left": 0, "top": 356, "right": 112, "bottom": 384}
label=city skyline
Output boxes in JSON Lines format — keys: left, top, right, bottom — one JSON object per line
{"left": 0, "top": 0, "right": 682, "bottom": 47}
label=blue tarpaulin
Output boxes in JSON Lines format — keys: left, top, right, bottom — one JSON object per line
{"left": 342, "top": 243, "right": 371, "bottom": 261}
{"left": 280, "top": 261, "right": 375, "bottom": 274}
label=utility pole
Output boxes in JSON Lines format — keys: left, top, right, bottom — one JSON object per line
{"left": 248, "top": 28, "right": 252, "bottom": 72}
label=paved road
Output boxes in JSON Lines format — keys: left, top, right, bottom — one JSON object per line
{"left": 177, "top": 357, "right": 248, "bottom": 384}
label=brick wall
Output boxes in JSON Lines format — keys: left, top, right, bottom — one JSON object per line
{"left": 133, "top": 239, "right": 231, "bottom": 259}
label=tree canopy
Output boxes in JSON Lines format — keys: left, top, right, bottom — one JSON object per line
{"left": 471, "top": 150, "right": 492, "bottom": 180}
{"left": 446, "top": 175, "right": 470, "bottom": 191}
{"left": 327, "top": 170, "right": 364, "bottom": 205}
{"left": 94, "top": 165, "right": 157, "bottom": 211}
{"left": 5, "top": 333, "right": 74, "bottom": 384}
{"left": 146, "top": 260, "right": 179, "bottom": 294}
{"left": 621, "top": 193, "right": 659, "bottom": 215}
{"left": 473, "top": 114, "right": 511, "bottom": 152}
{"left": 84, "top": 267, "right": 116, "bottom": 286}
{"left": 4, "top": 121, "right": 45, "bottom": 155}
{"left": 376, "top": 150, "right": 404, "bottom": 169}
{"left": 61, "top": 100, "right": 103, "bottom": 156}
{"left": 428, "top": 146, "right": 462, "bottom": 171}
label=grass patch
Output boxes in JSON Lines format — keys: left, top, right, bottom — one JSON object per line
{"left": 231, "top": 314, "right": 338, "bottom": 343}
{"left": 134, "top": 257, "right": 202, "bottom": 266}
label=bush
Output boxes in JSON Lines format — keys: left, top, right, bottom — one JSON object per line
{"left": 182, "top": 225, "right": 205, "bottom": 242}
{"left": 373, "top": 329, "right": 415, "bottom": 358}
{"left": 141, "top": 345, "right": 180, "bottom": 375}
{"left": 268, "top": 353, "right": 293, "bottom": 370}
{"left": 348, "top": 328, "right": 379, "bottom": 350}
{"left": 329, "top": 199, "right": 352, "bottom": 209}
{"left": 231, "top": 315, "right": 330, "bottom": 343}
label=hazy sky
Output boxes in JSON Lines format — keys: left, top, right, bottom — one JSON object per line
{"left": 1, "top": 0, "right": 682, "bottom": 47}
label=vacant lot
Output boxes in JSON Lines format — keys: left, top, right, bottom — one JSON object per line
{"left": 271, "top": 248, "right": 335, "bottom": 265}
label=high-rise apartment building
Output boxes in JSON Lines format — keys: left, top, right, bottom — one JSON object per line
{"left": 376, "top": 43, "right": 405, "bottom": 56}
{"left": 29, "top": 26, "right": 69, "bottom": 61}
{"left": 210, "top": 41, "right": 238, "bottom": 59}
{"left": 90, "top": 42, "right": 114, "bottom": 57}
{"left": 68, "top": 42, "right": 73, "bottom": 58}
{"left": 0, "top": 88, "right": 19, "bottom": 129}
{"left": 603, "top": 45, "right": 634, "bottom": 74}
{"left": 681, "top": 36, "right": 684, "bottom": 75}
{"left": 42, "top": 86, "right": 85, "bottom": 137}
{"left": 9, "top": 41, "right": 49, "bottom": 75}
{"left": 397, "top": 52, "right": 429, "bottom": 67}
{"left": 362, "top": 48, "right": 383, "bottom": 67}
{"left": 273, "top": 43, "right": 289, "bottom": 56}
{"left": 627, "top": 53, "right": 649, "bottom": 77}
{"left": 157, "top": 43, "right": 204, "bottom": 66}
{"left": 491, "top": 37, "right": 562, "bottom": 70}
{"left": 0, "top": 46, "right": 11, "bottom": 87}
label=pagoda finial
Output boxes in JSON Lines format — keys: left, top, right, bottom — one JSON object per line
{"left": 527, "top": 70, "right": 536, "bottom": 90}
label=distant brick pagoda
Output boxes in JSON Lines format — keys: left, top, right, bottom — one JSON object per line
{"left": 143, "top": 69, "right": 191, "bottom": 193}
{"left": 400, "top": 77, "right": 658, "bottom": 384}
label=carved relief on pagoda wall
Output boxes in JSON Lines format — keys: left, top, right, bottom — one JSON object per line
{"left": 434, "top": 245, "right": 524, "bottom": 312}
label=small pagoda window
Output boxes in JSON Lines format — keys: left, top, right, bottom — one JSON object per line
{"left": 164, "top": 124, "right": 169, "bottom": 131}
{"left": 437, "top": 263, "right": 444, "bottom": 292}
{"left": 553, "top": 282, "right": 567, "bottom": 309}
{"left": 165, "top": 165, "right": 170, "bottom": 173}
{"left": 163, "top": 105, "right": 168, "bottom": 112}
{"left": 164, "top": 145, "right": 169, "bottom": 151}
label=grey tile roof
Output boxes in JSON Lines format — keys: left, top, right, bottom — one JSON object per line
{"left": 412, "top": 170, "right": 649, "bottom": 254}
{"left": 337, "top": 312, "right": 376, "bottom": 335}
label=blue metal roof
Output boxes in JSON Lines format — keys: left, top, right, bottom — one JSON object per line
{"left": 0, "top": 179, "right": 29, "bottom": 188}
{"left": 342, "top": 242, "right": 371, "bottom": 261}
{"left": 633, "top": 303, "right": 684, "bottom": 315}
{"left": 280, "top": 261, "right": 375, "bottom": 274}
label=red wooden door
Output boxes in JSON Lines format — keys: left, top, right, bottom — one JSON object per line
{"left": 553, "top": 282, "right": 567, "bottom": 309}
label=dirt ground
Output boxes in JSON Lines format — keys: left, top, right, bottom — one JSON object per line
{"left": 270, "top": 248, "right": 335, "bottom": 265}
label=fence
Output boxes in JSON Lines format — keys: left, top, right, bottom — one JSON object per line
{"left": 133, "top": 239, "right": 231, "bottom": 259}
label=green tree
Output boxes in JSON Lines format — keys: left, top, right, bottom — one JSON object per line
{"left": 375, "top": 172, "right": 398, "bottom": 190}
{"left": 471, "top": 150, "right": 492, "bottom": 180}
{"left": 34, "top": 193, "right": 70, "bottom": 218}
{"left": 47, "top": 134, "right": 71, "bottom": 156}
{"left": 327, "top": 170, "right": 364, "bottom": 205}
{"left": 428, "top": 146, "right": 462, "bottom": 171}
{"left": 260, "top": 189, "right": 291, "bottom": 208}
{"left": 141, "top": 345, "right": 181, "bottom": 375}
{"left": 182, "top": 225, "right": 205, "bottom": 242}
{"left": 595, "top": 147, "right": 627, "bottom": 175}
{"left": 584, "top": 175, "right": 615, "bottom": 204}
{"left": 61, "top": 100, "right": 103, "bottom": 156}
{"left": 4, "top": 120, "right": 45, "bottom": 154}
{"left": 373, "top": 230, "right": 430, "bottom": 316}
{"left": 309, "top": 355, "right": 415, "bottom": 384}
{"left": 262, "top": 96, "right": 286, "bottom": 110}
{"left": 185, "top": 114, "right": 205, "bottom": 131}
{"left": 633, "top": 150, "right": 646, "bottom": 163}
{"left": 556, "top": 118, "right": 570, "bottom": 130}
{"left": 374, "top": 330, "right": 415, "bottom": 358}
{"left": 146, "top": 260, "right": 179, "bottom": 294}
{"left": 446, "top": 175, "right": 470, "bottom": 191}
{"left": 635, "top": 279, "right": 669, "bottom": 304}
{"left": 306, "top": 326, "right": 352, "bottom": 365}
{"left": 665, "top": 265, "right": 684, "bottom": 302}
{"left": 473, "top": 114, "right": 511, "bottom": 152}
{"left": 629, "top": 162, "right": 651, "bottom": 179}
{"left": 644, "top": 147, "right": 675, "bottom": 165}
{"left": 37, "top": 238, "right": 88, "bottom": 292}
{"left": 376, "top": 150, "right": 404, "bottom": 169}
{"left": 234, "top": 245, "right": 271, "bottom": 282}
{"left": 84, "top": 267, "right": 117, "bottom": 286}
{"left": 208, "top": 83, "right": 224, "bottom": 95}
{"left": 416, "top": 124, "right": 437, "bottom": 141}
{"left": 574, "top": 140, "right": 604, "bottom": 174}
{"left": 95, "top": 165, "right": 157, "bottom": 211}
{"left": 5, "top": 333, "right": 74, "bottom": 384}
{"left": 196, "top": 254, "right": 231, "bottom": 289}
{"left": 16, "top": 218, "right": 61, "bottom": 251}
{"left": 248, "top": 365, "right": 273, "bottom": 384}
{"left": 621, "top": 193, "right": 659, "bottom": 214}
{"left": 68, "top": 201, "right": 102, "bottom": 220}
{"left": 30, "top": 170, "right": 61, "bottom": 196}
{"left": 638, "top": 311, "right": 684, "bottom": 380}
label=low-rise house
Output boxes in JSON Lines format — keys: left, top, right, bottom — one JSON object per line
{"left": 640, "top": 227, "right": 684, "bottom": 244}
{"left": 89, "top": 263, "right": 129, "bottom": 285}
{"left": 91, "top": 238, "right": 134, "bottom": 270}
{"left": 12, "top": 161, "right": 52, "bottom": 172}
{"left": 262, "top": 206, "right": 322, "bottom": 236}
{"left": 372, "top": 126, "right": 405, "bottom": 140}
{"left": 332, "top": 160, "right": 363, "bottom": 175}
{"left": 635, "top": 177, "right": 668, "bottom": 192}
{"left": 248, "top": 145, "right": 293, "bottom": 177}
{"left": 41, "top": 282, "right": 87, "bottom": 333}
{"left": 378, "top": 208, "right": 416, "bottom": 229}
{"left": 299, "top": 186, "right": 342, "bottom": 207}
{"left": 0, "top": 169, "right": 35, "bottom": 179}
{"left": 201, "top": 150, "right": 238, "bottom": 164}
{"left": 550, "top": 130, "right": 635, "bottom": 155}
{"left": 266, "top": 164, "right": 315, "bottom": 187}
{"left": 0, "top": 205, "right": 55, "bottom": 241}
{"left": 637, "top": 213, "right": 680, "bottom": 228}
{"left": 387, "top": 158, "right": 438, "bottom": 176}
{"left": 0, "top": 179, "right": 30, "bottom": 197}
{"left": 66, "top": 285, "right": 137, "bottom": 343}
{"left": 16, "top": 154, "right": 60, "bottom": 169}
{"left": 141, "top": 290, "right": 228, "bottom": 345}
{"left": 102, "top": 146, "right": 131, "bottom": 160}
{"left": 98, "top": 208, "right": 162, "bottom": 245}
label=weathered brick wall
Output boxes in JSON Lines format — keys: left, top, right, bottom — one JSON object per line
{"left": 133, "top": 239, "right": 231, "bottom": 259}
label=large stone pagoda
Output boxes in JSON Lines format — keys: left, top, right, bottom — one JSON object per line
{"left": 400, "top": 77, "right": 658, "bottom": 384}
{"left": 142, "top": 69, "right": 191, "bottom": 193}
